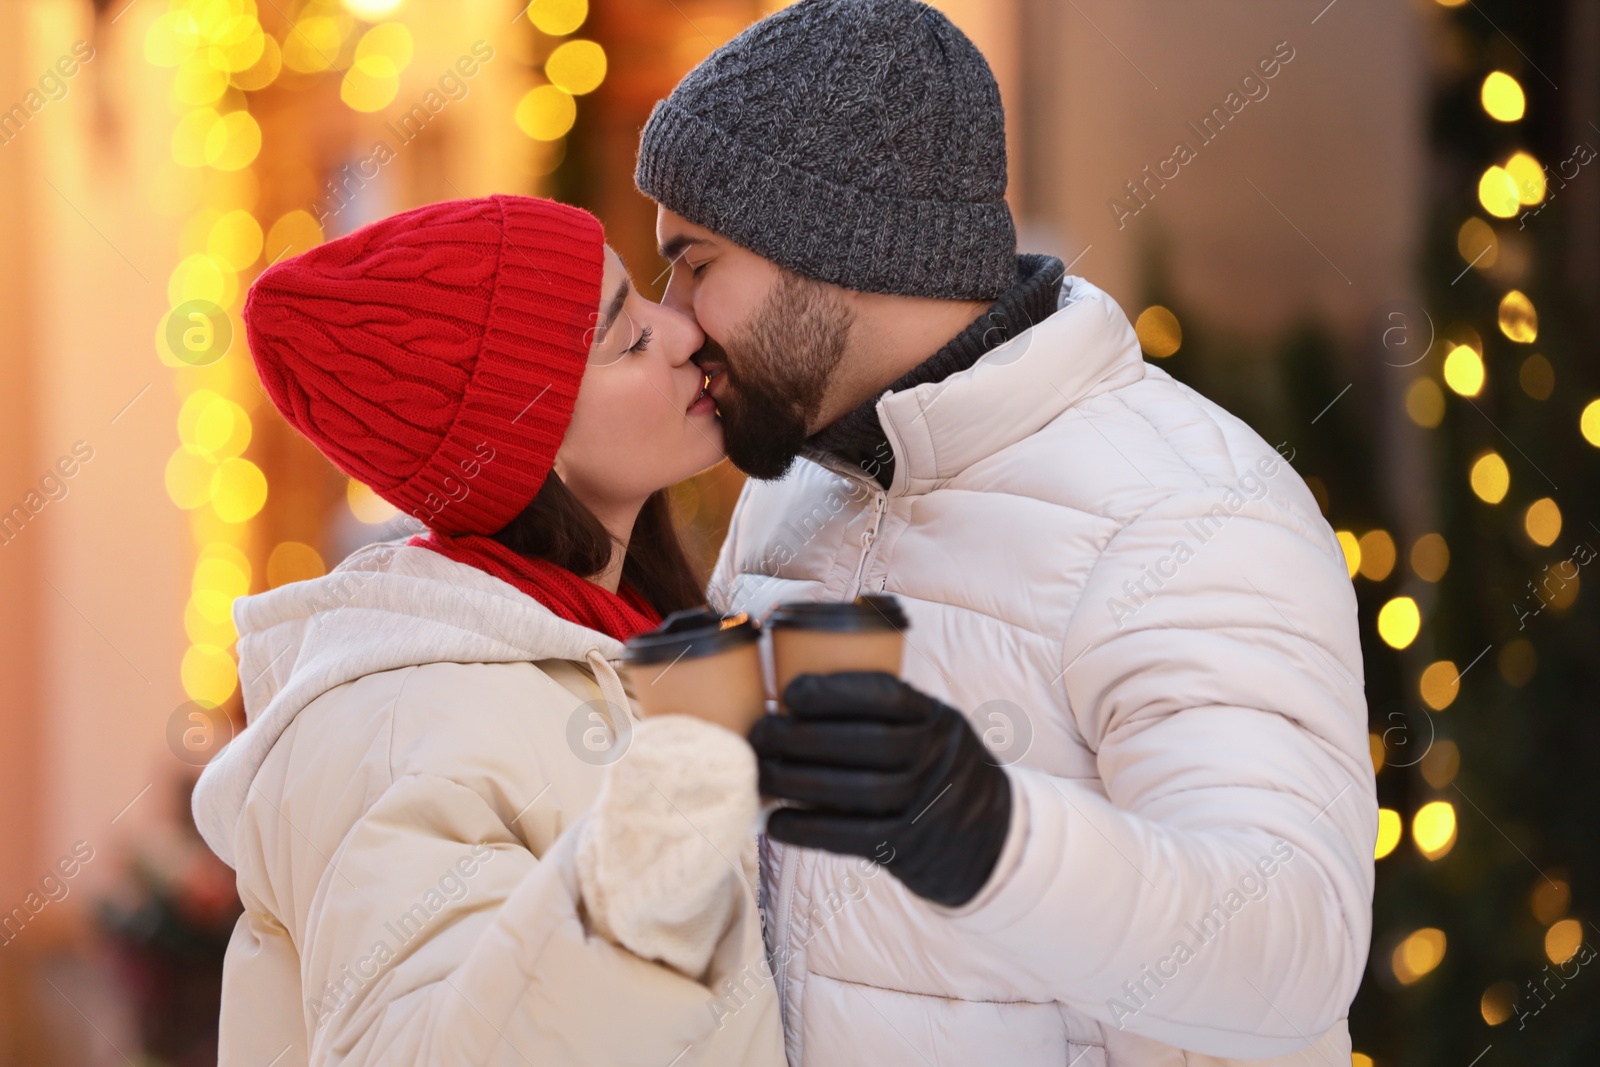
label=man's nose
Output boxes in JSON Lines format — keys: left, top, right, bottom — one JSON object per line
{"left": 667, "top": 307, "right": 705, "bottom": 366}
{"left": 661, "top": 272, "right": 694, "bottom": 316}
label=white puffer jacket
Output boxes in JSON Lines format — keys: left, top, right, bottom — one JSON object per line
{"left": 191, "top": 542, "right": 785, "bottom": 1066}
{"left": 708, "top": 277, "right": 1376, "bottom": 1066}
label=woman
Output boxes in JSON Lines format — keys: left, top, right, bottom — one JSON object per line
{"left": 190, "top": 195, "right": 783, "bottom": 1066}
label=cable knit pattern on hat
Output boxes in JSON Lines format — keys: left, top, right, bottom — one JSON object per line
{"left": 242, "top": 195, "right": 604, "bottom": 535}
{"left": 635, "top": 0, "right": 1016, "bottom": 299}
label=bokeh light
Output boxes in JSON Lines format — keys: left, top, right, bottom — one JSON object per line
{"left": 1498, "top": 289, "right": 1538, "bottom": 342}
{"left": 1499, "top": 640, "right": 1537, "bottom": 687}
{"left": 190, "top": 395, "right": 251, "bottom": 461}
{"left": 1404, "top": 377, "right": 1445, "bottom": 427}
{"left": 1505, "top": 151, "right": 1545, "bottom": 205}
{"left": 1420, "top": 740, "right": 1460, "bottom": 789}
{"left": 546, "top": 40, "right": 607, "bottom": 95}
{"left": 1134, "top": 306, "right": 1182, "bottom": 358}
{"left": 1442, "top": 344, "right": 1484, "bottom": 396}
{"left": 1375, "top": 809, "right": 1402, "bottom": 859}
{"left": 1419, "top": 661, "right": 1459, "bottom": 710}
{"left": 173, "top": 108, "right": 223, "bottom": 167}
{"left": 1481, "top": 981, "right": 1517, "bottom": 1025}
{"left": 1413, "top": 801, "right": 1457, "bottom": 860}
{"left": 167, "top": 253, "right": 234, "bottom": 308}
{"left": 344, "top": 0, "right": 405, "bottom": 18}
{"left": 1580, "top": 399, "right": 1600, "bottom": 446}
{"left": 210, "top": 458, "right": 268, "bottom": 523}
{"left": 165, "top": 445, "right": 217, "bottom": 510}
{"left": 206, "top": 110, "right": 263, "bottom": 172}
{"left": 1411, "top": 533, "right": 1450, "bottom": 581}
{"left": 1531, "top": 879, "right": 1570, "bottom": 924}
{"left": 1480, "top": 71, "right": 1526, "bottom": 122}
{"left": 1477, "top": 165, "right": 1520, "bottom": 217}
{"left": 342, "top": 64, "right": 400, "bottom": 111}
{"left": 185, "top": 589, "right": 238, "bottom": 646}
{"left": 1335, "top": 530, "right": 1360, "bottom": 578}
{"left": 1545, "top": 918, "right": 1583, "bottom": 965}
{"left": 1393, "top": 927, "right": 1447, "bottom": 984}
{"left": 195, "top": 544, "right": 251, "bottom": 595}
{"left": 1519, "top": 353, "right": 1554, "bottom": 399}
{"left": 347, "top": 479, "right": 400, "bottom": 523}
{"left": 267, "top": 542, "right": 327, "bottom": 588}
{"left": 1377, "top": 596, "right": 1421, "bottom": 649}
{"left": 1455, "top": 216, "right": 1497, "bottom": 269}
{"left": 173, "top": 53, "right": 230, "bottom": 106}
{"left": 515, "top": 85, "right": 577, "bottom": 141}
{"left": 526, "top": 0, "right": 588, "bottom": 35}
{"left": 1357, "top": 530, "right": 1396, "bottom": 581}
{"left": 282, "top": 16, "right": 344, "bottom": 74}
{"left": 231, "top": 33, "right": 283, "bottom": 91}
{"left": 1469, "top": 451, "right": 1510, "bottom": 503}
{"left": 182, "top": 643, "right": 238, "bottom": 704}
{"left": 206, "top": 209, "right": 263, "bottom": 272}
{"left": 1523, "top": 497, "right": 1561, "bottom": 546}
{"left": 265, "top": 209, "right": 325, "bottom": 265}
{"left": 360, "top": 22, "right": 412, "bottom": 71}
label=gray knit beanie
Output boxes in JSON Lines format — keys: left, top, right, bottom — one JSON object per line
{"left": 635, "top": 0, "right": 1016, "bottom": 301}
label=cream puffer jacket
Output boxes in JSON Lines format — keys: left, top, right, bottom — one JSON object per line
{"left": 708, "top": 276, "right": 1377, "bottom": 1066}
{"left": 191, "top": 542, "right": 785, "bottom": 1066}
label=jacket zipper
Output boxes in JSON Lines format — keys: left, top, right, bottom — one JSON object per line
{"left": 850, "top": 492, "right": 889, "bottom": 595}
{"left": 773, "top": 838, "right": 796, "bottom": 1010}
{"left": 773, "top": 443, "right": 896, "bottom": 1021}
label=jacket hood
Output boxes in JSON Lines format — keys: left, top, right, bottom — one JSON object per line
{"left": 191, "top": 538, "right": 629, "bottom": 868}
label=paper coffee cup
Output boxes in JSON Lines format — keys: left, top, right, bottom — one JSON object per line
{"left": 621, "top": 608, "right": 766, "bottom": 736}
{"left": 766, "top": 594, "right": 909, "bottom": 712}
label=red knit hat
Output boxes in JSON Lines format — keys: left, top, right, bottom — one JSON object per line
{"left": 242, "top": 195, "right": 605, "bottom": 535}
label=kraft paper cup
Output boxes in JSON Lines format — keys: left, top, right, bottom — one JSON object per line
{"left": 766, "top": 594, "right": 909, "bottom": 712}
{"left": 621, "top": 608, "right": 766, "bottom": 737}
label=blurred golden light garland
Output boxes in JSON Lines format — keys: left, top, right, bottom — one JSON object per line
{"left": 142, "top": 0, "right": 620, "bottom": 708}
{"left": 513, "top": 0, "right": 606, "bottom": 146}
{"left": 149, "top": 0, "right": 428, "bottom": 706}
{"left": 1377, "top": 24, "right": 1593, "bottom": 1016}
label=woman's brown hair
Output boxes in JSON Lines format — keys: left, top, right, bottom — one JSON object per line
{"left": 489, "top": 473, "right": 705, "bottom": 619}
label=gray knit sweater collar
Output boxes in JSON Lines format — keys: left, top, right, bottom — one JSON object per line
{"left": 803, "top": 253, "right": 1065, "bottom": 490}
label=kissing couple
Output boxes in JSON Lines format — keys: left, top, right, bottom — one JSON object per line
{"left": 193, "top": 1, "right": 1375, "bottom": 1065}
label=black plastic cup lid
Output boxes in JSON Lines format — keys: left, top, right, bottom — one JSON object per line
{"left": 766, "top": 593, "right": 909, "bottom": 633}
{"left": 622, "top": 607, "right": 760, "bottom": 665}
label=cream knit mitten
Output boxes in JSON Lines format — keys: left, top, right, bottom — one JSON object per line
{"left": 575, "top": 713, "right": 759, "bottom": 981}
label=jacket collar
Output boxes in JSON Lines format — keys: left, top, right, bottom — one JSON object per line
{"left": 803, "top": 276, "right": 1146, "bottom": 495}
{"left": 804, "top": 254, "right": 1065, "bottom": 490}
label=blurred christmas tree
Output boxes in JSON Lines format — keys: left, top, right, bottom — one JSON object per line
{"left": 1141, "top": 3, "right": 1598, "bottom": 1062}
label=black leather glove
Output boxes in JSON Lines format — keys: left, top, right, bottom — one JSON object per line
{"left": 747, "top": 671, "right": 1012, "bottom": 908}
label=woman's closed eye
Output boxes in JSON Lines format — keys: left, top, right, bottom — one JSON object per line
{"left": 625, "top": 324, "right": 655, "bottom": 354}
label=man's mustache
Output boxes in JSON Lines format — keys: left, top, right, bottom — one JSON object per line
{"left": 692, "top": 334, "right": 733, "bottom": 380}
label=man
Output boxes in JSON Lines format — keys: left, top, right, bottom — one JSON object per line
{"left": 636, "top": 1, "right": 1376, "bottom": 1064}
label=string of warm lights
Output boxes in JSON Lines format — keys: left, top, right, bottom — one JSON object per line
{"left": 1364, "top": 0, "right": 1590, "bottom": 1043}
{"left": 1125, "top": 4, "right": 1592, "bottom": 1053}
{"left": 515, "top": 0, "right": 606, "bottom": 157}
{"left": 143, "top": 0, "right": 609, "bottom": 714}
{"left": 148, "top": 0, "right": 274, "bottom": 714}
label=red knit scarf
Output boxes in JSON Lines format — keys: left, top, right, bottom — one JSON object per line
{"left": 410, "top": 531, "right": 662, "bottom": 643}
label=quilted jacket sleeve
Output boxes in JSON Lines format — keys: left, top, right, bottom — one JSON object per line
{"left": 934, "top": 490, "right": 1377, "bottom": 1059}
{"left": 298, "top": 771, "right": 768, "bottom": 1067}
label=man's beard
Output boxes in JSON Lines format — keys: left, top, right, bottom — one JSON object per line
{"left": 700, "top": 269, "right": 853, "bottom": 481}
